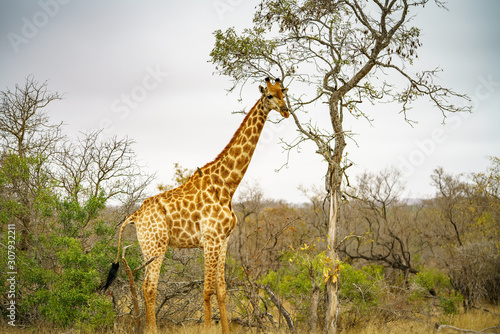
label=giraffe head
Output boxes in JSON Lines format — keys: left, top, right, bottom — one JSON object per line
{"left": 259, "top": 77, "right": 289, "bottom": 118}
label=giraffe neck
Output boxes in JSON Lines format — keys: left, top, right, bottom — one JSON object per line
{"left": 201, "top": 97, "right": 269, "bottom": 199}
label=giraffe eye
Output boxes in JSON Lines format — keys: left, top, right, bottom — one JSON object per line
{"left": 267, "top": 95, "right": 273, "bottom": 99}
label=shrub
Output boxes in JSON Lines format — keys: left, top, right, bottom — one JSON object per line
{"left": 448, "top": 240, "right": 500, "bottom": 308}
{"left": 24, "top": 236, "right": 115, "bottom": 330}
{"left": 409, "top": 267, "right": 463, "bottom": 315}
{"left": 410, "top": 267, "right": 451, "bottom": 295}
{"left": 340, "top": 263, "right": 382, "bottom": 311}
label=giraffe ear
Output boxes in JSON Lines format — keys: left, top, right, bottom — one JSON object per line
{"left": 259, "top": 85, "right": 265, "bottom": 94}
{"left": 281, "top": 88, "right": 288, "bottom": 95}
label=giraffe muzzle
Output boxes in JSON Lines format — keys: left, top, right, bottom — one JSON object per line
{"left": 279, "top": 107, "right": 290, "bottom": 118}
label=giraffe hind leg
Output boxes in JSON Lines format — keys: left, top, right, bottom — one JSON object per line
{"left": 142, "top": 251, "right": 166, "bottom": 334}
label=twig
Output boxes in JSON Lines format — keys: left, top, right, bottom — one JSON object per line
{"left": 472, "top": 305, "right": 500, "bottom": 316}
{"left": 120, "top": 247, "right": 159, "bottom": 333}
{"left": 335, "top": 233, "right": 364, "bottom": 251}
{"left": 260, "top": 284, "right": 296, "bottom": 334}
{"left": 230, "top": 317, "right": 262, "bottom": 329}
{"left": 155, "top": 280, "right": 203, "bottom": 318}
{"left": 436, "top": 323, "right": 500, "bottom": 334}
{"left": 121, "top": 245, "right": 141, "bottom": 331}
{"left": 132, "top": 255, "right": 159, "bottom": 274}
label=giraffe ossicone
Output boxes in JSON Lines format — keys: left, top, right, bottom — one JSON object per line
{"left": 102, "top": 77, "right": 289, "bottom": 334}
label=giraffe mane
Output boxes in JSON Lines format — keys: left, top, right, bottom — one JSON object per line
{"left": 199, "top": 99, "right": 261, "bottom": 173}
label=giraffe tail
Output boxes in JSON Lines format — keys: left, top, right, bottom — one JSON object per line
{"left": 99, "top": 216, "right": 133, "bottom": 294}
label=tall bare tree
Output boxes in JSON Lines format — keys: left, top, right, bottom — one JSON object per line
{"left": 429, "top": 160, "right": 500, "bottom": 308}
{"left": 55, "top": 130, "right": 154, "bottom": 214}
{"left": 210, "top": 1, "right": 470, "bottom": 332}
{"left": 342, "top": 169, "right": 424, "bottom": 278}
{"left": 0, "top": 75, "right": 63, "bottom": 158}
{"left": 0, "top": 76, "right": 63, "bottom": 249}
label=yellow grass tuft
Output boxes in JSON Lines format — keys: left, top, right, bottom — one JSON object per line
{"left": 440, "top": 305, "right": 500, "bottom": 333}
{"left": 341, "top": 305, "right": 500, "bottom": 334}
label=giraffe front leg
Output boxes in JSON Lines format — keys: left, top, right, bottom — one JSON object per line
{"left": 143, "top": 254, "right": 165, "bottom": 334}
{"left": 216, "top": 238, "right": 230, "bottom": 334}
{"left": 203, "top": 246, "right": 219, "bottom": 331}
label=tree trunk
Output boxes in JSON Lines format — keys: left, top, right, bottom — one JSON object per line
{"left": 309, "top": 285, "right": 321, "bottom": 332}
{"left": 324, "top": 186, "right": 341, "bottom": 334}
{"left": 323, "top": 98, "right": 346, "bottom": 334}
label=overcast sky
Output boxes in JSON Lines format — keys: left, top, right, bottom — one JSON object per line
{"left": 1, "top": 1, "right": 499, "bottom": 203}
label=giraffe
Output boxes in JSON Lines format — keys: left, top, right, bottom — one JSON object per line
{"left": 102, "top": 77, "right": 289, "bottom": 334}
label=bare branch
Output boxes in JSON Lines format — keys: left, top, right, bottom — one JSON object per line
{"left": 121, "top": 245, "right": 141, "bottom": 330}
{"left": 133, "top": 255, "right": 160, "bottom": 274}
{"left": 436, "top": 323, "right": 499, "bottom": 334}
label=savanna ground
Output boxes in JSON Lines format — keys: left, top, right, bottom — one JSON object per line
{"left": 2, "top": 305, "right": 499, "bottom": 333}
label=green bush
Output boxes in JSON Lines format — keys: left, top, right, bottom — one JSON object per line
{"left": 21, "top": 236, "right": 115, "bottom": 330}
{"left": 409, "top": 267, "right": 463, "bottom": 315}
{"left": 439, "top": 293, "right": 462, "bottom": 315}
{"left": 361, "top": 263, "right": 385, "bottom": 280}
{"left": 0, "top": 189, "right": 126, "bottom": 331}
{"left": 339, "top": 263, "right": 382, "bottom": 310}
{"left": 261, "top": 246, "right": 326, "bottom": 297}
{"left": 410, "top": 267, "right": 450, "bottom": 293}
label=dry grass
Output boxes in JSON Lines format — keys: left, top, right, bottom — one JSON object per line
{"left": 441, "top": 306, "right": 500, "bottom": 333}
{"left": 341, "top": 319, "right": 435, "bottom": 334}
{"left": 2, "top": 305, "right": 499, "bottom": 333}
{"left": 341, "top": 305, "right": 500, "bottom": 334}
